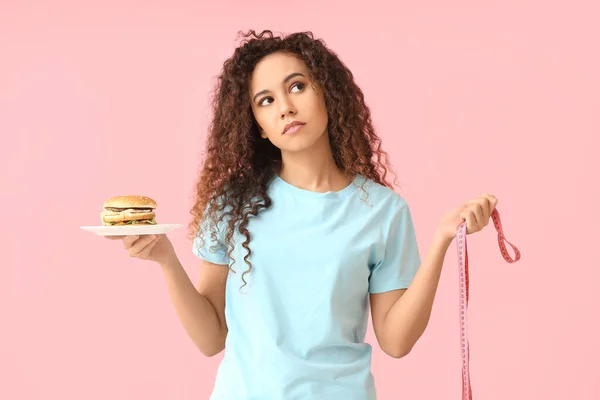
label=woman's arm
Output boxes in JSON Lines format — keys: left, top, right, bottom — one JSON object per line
{"left": 371, "top": 193, "right": 496, "bottom": 357}
{"left": 370, "top": 231, "right": 452, "bottom": 358}
{"left": 160, "top": 257, "right": 229, "bottom": 357}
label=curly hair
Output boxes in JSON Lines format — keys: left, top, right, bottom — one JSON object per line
{"left": 189, "top": 29, "right": 400, "bottom": 288}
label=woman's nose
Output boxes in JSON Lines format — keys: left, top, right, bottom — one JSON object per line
{"left": 279, "top": 98, "right": 297, "bottom": 117}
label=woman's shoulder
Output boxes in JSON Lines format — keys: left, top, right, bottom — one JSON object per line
{"left": 358, "top": 176, "right": 409, "bottom": 208}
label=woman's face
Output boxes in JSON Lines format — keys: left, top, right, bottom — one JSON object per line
{"left": 249, "top": 52, "right": 329, "bottom": 154}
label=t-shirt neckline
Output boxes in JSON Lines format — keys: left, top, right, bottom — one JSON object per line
{"left": 271, "top": 173, "right": 364, "bottom": 199}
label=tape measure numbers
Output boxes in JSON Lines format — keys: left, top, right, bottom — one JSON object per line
{"left": 456, "top": 208, "right": 521, "bottom": 400}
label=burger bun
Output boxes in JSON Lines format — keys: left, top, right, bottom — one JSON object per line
{"left": 103, "top": 195, "right": 157, "bottom": 210}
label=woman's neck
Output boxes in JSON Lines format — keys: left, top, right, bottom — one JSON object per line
{"left": 278, "top": 136, "right": 351, "bottom": 193}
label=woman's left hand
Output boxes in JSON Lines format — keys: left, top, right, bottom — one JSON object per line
{"left": 435, "top": 193, "right": 499, "bottom": 242}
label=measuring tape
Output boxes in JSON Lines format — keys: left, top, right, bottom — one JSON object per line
{"left": 456, "top": 208, "right": 521, "bottom": 400}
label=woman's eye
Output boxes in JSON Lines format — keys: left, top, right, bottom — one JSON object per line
{"left": 260, "top": 97, "right": 273, "bottom": 106}
{"left": 291, "top": 82, "right": 304, "bottom": 93}
{"left": 259, "top": 82, "right": 304, "bottom": 106}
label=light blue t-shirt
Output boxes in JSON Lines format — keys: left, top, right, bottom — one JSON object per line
{"left": 192, "top": 174, "right": 421, "bottom": 400}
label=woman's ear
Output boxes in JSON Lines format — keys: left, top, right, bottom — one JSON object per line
{"left": 260, "top": 129, "right": 268, "bottom": 139}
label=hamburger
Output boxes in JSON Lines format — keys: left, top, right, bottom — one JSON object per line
{"left": 101, "top": 195, "right": 158, "bottom": 226}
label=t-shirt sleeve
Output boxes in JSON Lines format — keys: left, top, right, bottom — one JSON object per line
{"left": 368, "top": 200, "right": 421, "bottom": 294}
{"left": 192, "top": 209, "right": 230, "bottom": 266}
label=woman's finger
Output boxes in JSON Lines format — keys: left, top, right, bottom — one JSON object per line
{"left": 123, "top": 235, "right": 141, "bottom": 249}
{"left": 134, "top": 238, "right": 159, "bottom": 260}
{"left": 463, "top": 202, "right": 482, "bottom": 229}
{"left": 105, "top": 235, "right": 125, "bottom": 240}
{"left": 461, "top": 209, "right": 478, "bottom": 234}
{"left": 477, "top": 197, "right": 491, "bottom": 224}
{"left": 470, "top": 202, "right": 485, "bottom": 227}
{"left": 128, "top": 235, "right": 157, "bottom": 257}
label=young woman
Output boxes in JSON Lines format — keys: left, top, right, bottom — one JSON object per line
{"left": 109, "top": 30, "right": 498, "bottom": 399}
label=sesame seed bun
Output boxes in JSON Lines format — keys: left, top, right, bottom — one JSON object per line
{"left": 103, "top": 195, "right": 157, "bottom": 209}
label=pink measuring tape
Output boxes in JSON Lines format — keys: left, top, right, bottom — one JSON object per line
{"left": 456, "top": 208, "right": 521, "bottom": 400}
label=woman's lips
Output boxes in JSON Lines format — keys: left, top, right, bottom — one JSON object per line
{"left": 284, "top": 123, "right": 305, "bottom": 135}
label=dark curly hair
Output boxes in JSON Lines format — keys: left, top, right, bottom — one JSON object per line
{"left": 189, "top": 29, "right": 400, "bottom": 288}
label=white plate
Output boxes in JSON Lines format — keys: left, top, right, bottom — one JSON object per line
{"left": 80, "top": 224, "right": 184, "bottom": 236}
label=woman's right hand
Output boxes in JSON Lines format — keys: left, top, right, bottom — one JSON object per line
{"left": 106, "top": 234, "right": 177, "bottom": 266}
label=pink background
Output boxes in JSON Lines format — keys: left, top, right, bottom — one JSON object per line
{"left": 1, "top": 1, "right": 598, "bottom": 399}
